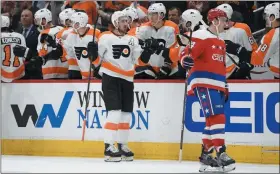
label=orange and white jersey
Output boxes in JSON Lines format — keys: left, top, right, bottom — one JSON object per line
{"left": 219, "top": 23, "right": 258, "bottom": 78}
{"left": 37, "top": 26, "right": 68, "bottom": 79}
{"left": 64, "top": 28, "right": 101, "bottom": 79}
{"left": 127, "top": 27, "right": 137, "bottom": 36}
{"left": 56, "top": 27, "right": 78, "bottom": 71}
{"left": 98, "top": 31, "right": 143, "bottom": 82}
{"left": 251, "top": 27, "right": 279, "bottom": 78}
{"left": 1, "top": 32, "right": 26, "bottom": 82}
{"left": 136, "top": 20, "right": 179, "bottom": 76}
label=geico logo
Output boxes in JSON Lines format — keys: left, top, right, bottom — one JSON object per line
{"left": 212, "top": 54, "right": 224, "bottom": 62}
{"left": 185, "top": 92, "right": 280, "bottom": 134}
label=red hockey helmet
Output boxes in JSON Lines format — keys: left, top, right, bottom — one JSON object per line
{"left": 207, "top": 8, "right": 227, "bottom": 22}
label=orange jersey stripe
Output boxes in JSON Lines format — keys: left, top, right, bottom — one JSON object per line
{"left": 102, "top": 61, "right": 134, "bottom": 77}
{"left": 118, "top": 123, "right": 130, "bottom": 130}
{"left": 1, "top": 65, "right": 24, "bottom": 79}
{"left": 226, "top": 64, "right": 236, "bottom": 74}
{"left": 104, "top": 122, "right": 118, "bottom": 130}
{"left": 68, "top": 58, "right": 79, "bottom": 66}
{"left": 251, "top": 29, "right": 276, "bottom": 65}
{"left": 42, "top": 67, "right": 68, "bottom": 75}
{"left": 270, "top": 66, "right": 280, "bottom": 74}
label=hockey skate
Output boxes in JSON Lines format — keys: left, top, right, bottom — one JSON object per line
{"left": 216, "top": 151, "right": 236, "bottom": 173}
{"left": 198, "top": 145, "right": 220, "bottom": 173}
{"left": 118, "top": 144, "right": 134, "bottom": 161}
{"left": 199, "top": 153, "right": 220, "bottom": 173}
{"left": 104, "top": 144, "right": 121, "bottom": 162}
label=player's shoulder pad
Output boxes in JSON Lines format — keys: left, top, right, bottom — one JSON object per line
{"left": 234, "top": 22, "right": 252, "bottom": 36}
{"left": 163, "top": 20, "right": 179, "bottom": 30}
{"left": 98, "top": 31, "right": 113, "bottom": 40}
{"left": 192, "top": 29, "right": 216, "bottom": 40}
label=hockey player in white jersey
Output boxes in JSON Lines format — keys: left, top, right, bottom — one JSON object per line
{"left": 135, "top": 3, "right": 180, "bottom": 79}
{"left": 63, "top": 11, "right": 101, "bottom": 79}
{"left": 56, "top": 8, "right": 81, "bottom": 79}
{"left": 217, "top": 3, "right": 257, "bottom": 79}
{"left": 35, "top": 8, "right": 67, "bottom": 79}
{"left": 1, "top": 16, "right": 27, "bottom": 82}
{"left": 91, "top": 11, "right": 158, "bottom": 162}
{"left": 122, "top": 7, "right": 140, "bottom": 36}
{"left": 225, "top": 2, "right": 279, "bottom": 79}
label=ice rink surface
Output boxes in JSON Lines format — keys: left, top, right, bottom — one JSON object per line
{"left": 2, "top": 155, "right": 279, "bottom": 173}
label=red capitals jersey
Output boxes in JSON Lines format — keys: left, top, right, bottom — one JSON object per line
{"left": 180, "top": 29, "right": 227, "bottom": 95}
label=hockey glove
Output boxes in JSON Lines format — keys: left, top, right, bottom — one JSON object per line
{"left": 181, "top": 56, "right": 194, "bottom": 70}
{"left": 225, "top": 40, "right": 251, "bottom": 63}
{"left": 40, "top": 33, "right": 57, "bottom": 48}
{"left": 157, "top": 61, "right": 172, "bottom": 79}
{"left": 87, "top": 41, "right": 98, "bottom": 61}
{"left": 13, "top": 45, "right": 32, "bottom": 59}
{"left": 234, "top": 61, "right": 254, "bottom": 79}
{"left": 26, "top": 56, "right": 45, "bottom": 68}
{"left": 143, "top": 37, "right": 159, "bottom": 54}
{"left": 224, "top": 40, "right": 243, "bottom": 55}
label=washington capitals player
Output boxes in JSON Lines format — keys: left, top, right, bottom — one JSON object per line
{"left": 180, "top": 9, "right": 235, "bottom": 172}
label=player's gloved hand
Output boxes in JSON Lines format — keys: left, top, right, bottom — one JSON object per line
{"left": 157, "top": 61, "right": 172, "bottom": 79}
{"left": 87, "top": 41, "right": 98, "bottom": 61}
{"left": 13, "top": 45, "right": 29, "bottom": 57}
{"left": 26, "top": 56, "right": 46, "bottom": 68}
{"left": 180, "top": 56, "right": 194, "bottom": 70}
{"left": 234, "top": 61, "right": 254, "bottom": 79}
{"left": 40, "top": 33, "right": 56, "bottom": 48}
{"left": 224, "top": 40, "right": 243, "bottom": 55}
{"left": 143, "top": 37, "right": 159, "bottom": 54}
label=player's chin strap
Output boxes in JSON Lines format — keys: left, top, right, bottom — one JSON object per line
{"left": 213, "top": 19, "right": 221, "bottom": 37}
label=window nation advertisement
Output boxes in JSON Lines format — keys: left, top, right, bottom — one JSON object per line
{"left": 1, "top": 81, "right": 279, "bottom": 146}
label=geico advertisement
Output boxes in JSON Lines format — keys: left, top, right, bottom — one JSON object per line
{"left": 1, "top": 83, "right": 184, "bottom": 142}
{"left": 185, "top": 83, "right": 279, "bottom": 146}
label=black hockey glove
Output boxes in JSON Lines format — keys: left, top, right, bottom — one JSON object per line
{"left": 87, "top": 41, "right": 98, "bottom": 61}
{"left": 225, "top": 40, "right": 251, "bottom": 63}
{"left": 142, "top": 37, "right": 159, "bottom": 54}
{"left": 13, "top": 45, "right": 32, "bottom": 59}
{"left": 235, "top": 61, "right": 254, "bottom": 79}
{"left": 40, "top": 33, "right": 57, "bottom": 48}
{"left": 157, "top": 61, "right": 172, "bottom": 79}
{"left": 224, "top": 40, "right": 243, "bottom": 55}
{"left": 26, "top": 56, "right": 45, "bottom": 69}
{"left": 181, "top": 56, "right": 194, "bottom": 70}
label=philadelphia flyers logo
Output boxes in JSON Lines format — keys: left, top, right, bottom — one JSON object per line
{"left": 112, "top": 45, "right": 131, "bottom": 59}
{"left": 74, "top": 47, "right": 88, "bottom": 60}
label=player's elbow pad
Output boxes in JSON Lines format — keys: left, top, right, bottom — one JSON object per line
{"left": 140, "top": 50, "right": 152, "bottom": 64}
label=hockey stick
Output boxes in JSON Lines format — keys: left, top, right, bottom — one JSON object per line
{"left": 82, "top": 13, "right": 100, "bottom": 141}
{"left": 179, "top": 30, "right": 192, "bottom": 162}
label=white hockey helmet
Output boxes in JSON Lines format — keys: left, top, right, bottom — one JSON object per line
{"left": 123, "top": 7, "right": 139, "bottom": 22}
{"left": 59, "top": 8, "right": 76, "bottom": 26}
{"left": 1, "top": 15, "right": 10, "bottom": 28}
{"left": 181, "top": 9, "right": 203, "bottom": 31}
{"left": 148, "top": 3, "right": 166, "bottom": 17}
{"left": 264, "top": 2, "right": 279, "bottom": 20}
{"left": 111, "top": 11, "right": 128, "bottom": 29}
{"left": 34, "top": 8, "right": 52, "bottom": 26}
{"left": 71, "top": 11, "right": 88, "bottom": 30}
{"left": 216, "top": 3, "right": 233, "bottom": 20}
